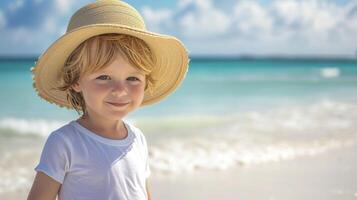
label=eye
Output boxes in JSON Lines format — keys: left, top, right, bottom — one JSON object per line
{"left": 96, "top": 75, "right": 111, "bottom": 80}
{"left": 127, "top": 77, "right": 141, "bottom": 81}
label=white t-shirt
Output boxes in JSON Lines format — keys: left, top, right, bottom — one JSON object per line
{"left": 35, "top": 120, "right": 151, "bottom": 200}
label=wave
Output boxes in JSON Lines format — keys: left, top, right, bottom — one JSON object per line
{"left": 320, "top": 67, "right": 340, "bottom": 78}
{"left": 145, "top": 99, "right": 357, "bottom": 173}
{"left": 0, "top": 118, "right": 66, "bottom": 137}
{"left": 1, "top": 100, "right": 357, "bottom": 174}
{"left": 149, "top": 136, "right": 355, "bottom": 174}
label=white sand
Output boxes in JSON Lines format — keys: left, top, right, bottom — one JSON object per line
{"left": 150, "top": 145, "right": 357, "bottom": 200}
{"left": 1, "top": 145, "right": 356, "bottom": 200}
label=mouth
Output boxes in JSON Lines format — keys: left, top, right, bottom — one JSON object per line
{"left": 107, "top": 102, "right": 130, "bottom": 107}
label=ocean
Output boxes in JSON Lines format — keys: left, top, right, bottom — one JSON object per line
{"left": 0, "top": 57, "right": 357, "bottom": 194}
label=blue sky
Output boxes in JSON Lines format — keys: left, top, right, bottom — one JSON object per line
{"left": 0, "top": 0, "right": 356, "bottom": 57}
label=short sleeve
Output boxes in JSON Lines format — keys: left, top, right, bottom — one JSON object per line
{"left": 35, "top": 131, "right": 69, "bottom": 184}
{"left": 127, "top": 122, "right": 151, "bottom": 178}
{"left": 143, "top": 134, "right": 151, "bottom": 178}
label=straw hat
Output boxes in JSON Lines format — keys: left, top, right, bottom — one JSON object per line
{"left": 32, "top": 0, "right": 189, "bottom": 108}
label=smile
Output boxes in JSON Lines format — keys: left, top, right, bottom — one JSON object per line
{"left": 107, "top": 102, "right": 130, "bottom": 107}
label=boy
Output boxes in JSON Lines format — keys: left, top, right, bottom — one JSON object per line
{"left": 27, "top": 1, "right": 189, "bottom": 199}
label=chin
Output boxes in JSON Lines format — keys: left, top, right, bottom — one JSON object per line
{"left": 106, "top": 110, "right": 129, "bottom": 119}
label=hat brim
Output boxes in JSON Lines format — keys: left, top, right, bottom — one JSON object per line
{"left": 32, "top": 24, "right": 189, "bottom": 108}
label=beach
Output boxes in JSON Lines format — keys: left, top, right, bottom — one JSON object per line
{"left": 1, "top": 139, "right": 356, "bottom": 200}
{"left": 1, "top": 0, "right": 357, "bottom": 197}
{"left": 1, "top": 58, "right": 357, "bottom": 199}
{"left": 149, "top": 144, "right": 357, "bottom": 200}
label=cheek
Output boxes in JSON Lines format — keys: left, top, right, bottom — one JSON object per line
{"left": 128, "top": 85, "right": 145, "bottom": 101}
{"left": 81, "top": 84, "right": 109, "bottom": 103}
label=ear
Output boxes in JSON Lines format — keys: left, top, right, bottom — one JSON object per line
{"left": 71, "top": 82, "right": 82, "bottom": 93}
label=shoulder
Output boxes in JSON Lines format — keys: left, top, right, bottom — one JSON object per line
{"left": 39, "top": 121, "right": 78, "bottom": 160}
{"left": 124, "top": 120, "right": 147, "bottom": 145}
{"left": 45, "top": 121, "right": 78, "bottom": 147}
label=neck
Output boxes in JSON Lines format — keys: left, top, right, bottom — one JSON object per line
{"left": 77, "top": 114, "right": 127, "bottom": 140}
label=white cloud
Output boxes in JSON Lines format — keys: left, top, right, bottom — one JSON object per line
{"left": 177, "top": 0, "right": 196, "bottom": 9}
{"left": 264, "top": 0, "right": 357, "bottom": 55}
{"left": 55, "top": 0, "right": 73, "bottom": 14}
{"left": 0, "top": 0, "right": 72, "bottom": 55}
{"left": 177, "top": 0, "right": 231, "bottom": 38}
{"left": 270, "top": 1, "right": 340, "bottom": 36}
{"left": 14, "top": 28, "right": 32, "bottom": 44}
{"left": 0, "top": 21, "right": 66, "bottom": 55}
{"left": 233, "top": 1, "right": 273, "bottom": 36}
{"left": 178, "top": 0, "right": 211, "bottom": 10}
{"left": 142, "top": 0, "right": 231, "bottom": 39}
{"left": 141, "top": 7, "right": 173, "bottom": 32}
{"left": 8, "top": 0, "right": 24, "bottom": 12}
{"left": 0, "top": 10, "right": 6, "bottom": 29}
{"left": 173, "top": 0, "right": 357, "bottom": 56}
{"left": 1, "top": 0, "right": 357, "bottom": 57}
{"left": 43, "top": 17, "right": 58, "bottom": 34}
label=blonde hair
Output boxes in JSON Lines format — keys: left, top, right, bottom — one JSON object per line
{"left": 58, "top": 33, "right": 157, "bottom": 116}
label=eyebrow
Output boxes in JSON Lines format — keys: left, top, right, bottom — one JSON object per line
{"left": 128, "top": 72, "right": 145, "bottom": 76}
{"left": 94, "top": 69, "right": 145, "bottom": 76}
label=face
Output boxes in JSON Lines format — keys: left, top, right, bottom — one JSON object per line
{"left": 72, "top": 55, "right": 146, "bottom": 121}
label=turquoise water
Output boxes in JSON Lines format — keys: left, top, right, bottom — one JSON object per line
{"left": 1, "top": 57, "right": 357, "bottom": 176}
{"left": 1, "top": 58, "right": 356, "bottom": 119}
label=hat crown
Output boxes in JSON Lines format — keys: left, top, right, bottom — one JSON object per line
{"left": 67, "top": 0, "right": 146, "bottom": 32}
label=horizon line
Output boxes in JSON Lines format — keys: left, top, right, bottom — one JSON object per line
{"left": 0, "top": 54, "right": 356, "bottom": 61}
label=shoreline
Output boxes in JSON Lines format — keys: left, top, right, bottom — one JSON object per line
{"left": 150, "top": 144, "right": 357, "bottom": 200}
{"left": 0, "top": 144, "right": 356, "bottom": 200}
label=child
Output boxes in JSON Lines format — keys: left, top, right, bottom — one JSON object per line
{"left": 27, "top": 0, "right": 189, "bottom": 199}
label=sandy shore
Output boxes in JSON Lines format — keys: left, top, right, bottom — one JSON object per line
{"left": 150, "top": 145, "right": 357, "bottom": 200}
{"left": 1, "top": 144, "right": 356, "bottom": 200}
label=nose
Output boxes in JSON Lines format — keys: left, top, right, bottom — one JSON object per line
{"left": 111, "top": 81, "right": 128, "bottom": 96}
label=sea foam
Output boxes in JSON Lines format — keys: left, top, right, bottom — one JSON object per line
{"left": 320, "top": 67, "right": 340, "bottom": 78}
{"left": 145, "top": 100, "right": 357, "bottom": 174}
{"left": 0, "top": 118, "right": 65, "bottom": 137}
{"left": 1, "top": 100, "right": 357, "bottom": 174}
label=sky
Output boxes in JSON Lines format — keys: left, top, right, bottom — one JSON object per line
{"left": 0, "top": 0, "right": 356, "bottom": 57}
